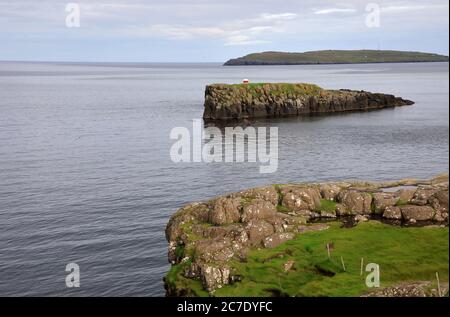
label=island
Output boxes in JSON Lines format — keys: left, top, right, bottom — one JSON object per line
{"left": 203, "top": 83, "right": 414, "bottom": 120}
{"left": 224, "top": 50, "right": 449, "bottom": 66}
{"left": 164, "top": 174, "right": 449, "bottom": 297}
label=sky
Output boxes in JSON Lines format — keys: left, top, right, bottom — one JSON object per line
{"left": 0, "top": 0, "right": 448, "bottom": 62}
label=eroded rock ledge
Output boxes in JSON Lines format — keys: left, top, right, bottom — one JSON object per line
{"left": 164, "top": 174, "right": 448, "bottom": 295}
{"left": 202, "top": 83, "right": 414, "bottom": 120}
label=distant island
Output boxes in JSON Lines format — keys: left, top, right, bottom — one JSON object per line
{"left": 224, "top": 50, "right": 449, "bottom": 66}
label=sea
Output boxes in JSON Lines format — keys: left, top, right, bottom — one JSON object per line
{"left": 0, "top": 61, "right": 448, "bottom": 296}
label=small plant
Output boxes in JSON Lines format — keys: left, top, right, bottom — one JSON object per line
{"left": 317, "top": 199, "right": 337, "bottom": 213}
{"left": 277, "top": 205, "right": 291, "bottom": 213}
{"left": 174, "top": 245, "right": 185, "bottom": 261}
{"left": 395, "top": 199, "right": 409, "bottom": 206}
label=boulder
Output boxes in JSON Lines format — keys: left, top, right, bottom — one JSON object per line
{"left": 281, "top": 186, "right": 321, "bottom": 211}
{"left": 194, "top": 238, "right": 235, "bottom": 263}
{"left": 373, "top": 193, "right": 397, "bottom": 213}
{"left": 335, "top": 203, "right": 350, "bottom": 216}
{"left": 401, "top": 205, "right": 435, "bottom": 221}
{"left": 200, "top": 265, "right": 231, "bottom": 292}
{"left": 244, "top": 219, "right": 275, "bottom": 246}
{"left": 320, "top": 183, "right": 342, "bottom": 201}
{"left": 395, "top": 189, "right": 415, "bottom": 203}
{"left": 264, "top": 214, "right": 290, "bottom": 233}
{"left": 338, "top": 190, "right": 373, "bottom": 214}
{"left": 241, "top": 199, "right": 277, "bottom": 222}
{"left": 209, "top": 197, "right": 242, "bottom": 225}
{"left": 263, "top": 232, "right": 295, "bottom": 248}
{"left": 354, "top": 215, "right": 369, "bottom": 223}
{"left": 429, "top": 187, "right": 449, "bottom": 222}
{"left": 200, "top": 224, "right": 249, "bottom": 245}
{"left": 429, "top": 189, "right": 449, "bottom": 213}
{"left": 237, "top": 186, "right": 279, "bottom": 206}
{"left": 383, "top": 206, "right": 402, "bottom": 220}
{"left": 433, "top": 211, "right": 448, "bottom": 222}
{"left": 411, "top": 187, "right": 437, "bottom": 206}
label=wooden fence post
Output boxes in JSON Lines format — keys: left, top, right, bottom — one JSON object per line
{"left": 340, "top": 256, "right": 346, "bottom": 272}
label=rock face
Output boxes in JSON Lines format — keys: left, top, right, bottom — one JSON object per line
{"left": 164, "top": 174, "right": 448, "bottom": 295}
{"left": 203, "top": 83, "right": 414, "bottom": 120}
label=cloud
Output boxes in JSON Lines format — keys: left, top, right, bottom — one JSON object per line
{"left": 224, "top": 35, "right": 271, "bottom": 46}
{"left": 314, "top": 8, "right": 357, "bottom": 15}
{"left": 0, "top": 0, "right": 448, "bottom": 61}
{"left": 260, "top": 13, "right": 298, "bottom": 20}
{"left": 116, "top": 10, "right": 297, "bottom": 46}
{"left": 141, "top": 25, "right": 225, "bottom": 40}
{"left": 247, "top": 26, "right": 275, "bottom": 34}
{"left": 380, "top": 4, "right": 448, "bottom": 13}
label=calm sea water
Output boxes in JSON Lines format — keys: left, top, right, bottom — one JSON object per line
{"left": 0, "top": 62, "right": 448, "bottom": 296}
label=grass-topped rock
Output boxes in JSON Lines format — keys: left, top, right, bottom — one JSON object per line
{"left": 164, "top": 174, "right": 448, "bottom": 296}
{"left": 203, "top": 83, "right": 414, "bottom": 120}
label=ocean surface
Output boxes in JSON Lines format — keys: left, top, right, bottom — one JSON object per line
{"left": 0, "top": 61, "right": 448, "bottom": 296}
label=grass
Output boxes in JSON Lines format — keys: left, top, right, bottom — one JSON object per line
{"left": 395, "top": 199, "right": 409, "bottom": 206}
{"left": 174, "top": 245, "right": 185, "bottom": 261}
{"left": 224, "top": 83, "right": 324, "bottom": 98}
{"left": 165, "top": 260, "right": 210, "bottom": 297}
{"left": 208, "top": 221, "right": 449, "bottom": 297}
{"left": 317, "top": 199, "right": 337, "bottom": 213}
{"left": 276, "top": 205, "right": 291, "bottom": 213}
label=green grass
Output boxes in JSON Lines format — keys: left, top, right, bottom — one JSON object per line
{"left": 174, "top": 245, "right": 185, "bottom": 261}
{"left": 395, "top": 199, "right": 409, "bottom": 206}
{"left": 165, "top": 260, "right": 210, "bottom": 297}
{"left": 223, "top": 83, "right": 323, "bottom": 98}
{"left": 210, "top": 221, "right": 449, "bottom": 297}
{"left": 276, "top": 205, "right": 291, "bottom": 213}
{"left": 317, "top": 199, "right": 337, "bottom": 213}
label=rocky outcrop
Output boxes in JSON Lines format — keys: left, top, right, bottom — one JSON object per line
{"left": 203, "top": 83, "right": 414, "bottom": 120}
{"left": 164, "top": 174, "right": 448, "bottom": 295}
{"left": 362, "top": 281, "right": 449, "bottom": 297}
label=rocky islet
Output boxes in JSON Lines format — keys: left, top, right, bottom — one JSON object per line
{"left": 203, "top": 83, "right": 414, "bottom": 120}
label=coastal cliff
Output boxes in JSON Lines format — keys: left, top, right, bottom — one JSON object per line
{"left": 202, "top": 83, "right": 414, "bottom": 120}
{"left": 164, "top": 174, "right": 449, "bottom": 297}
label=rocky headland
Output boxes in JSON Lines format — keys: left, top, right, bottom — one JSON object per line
{"left": 164, "top": 174, "right": 449, "bottom": 296}
{"left": 203, "top": 83, "right": 414, "bottom": 120}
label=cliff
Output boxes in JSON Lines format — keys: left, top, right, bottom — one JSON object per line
{"left": 224, "top": 50, "right": 450, "bottom": 66}
{"left": 203, "top": 83, "right": 414, "bottom": 120}
{"left": 164, "top": 174, "right": 449, "bottom": 296}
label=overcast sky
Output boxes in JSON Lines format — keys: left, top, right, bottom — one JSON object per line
{"left": 0, "top": 0, "right": 448, "bottom": 62}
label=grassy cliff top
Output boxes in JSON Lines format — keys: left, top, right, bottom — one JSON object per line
{"left": 208, "top": 82, "right": 323, "bottom": 94}
{"left": 224, "top": 50, "right": 450, "bottom": 66}
{"left": 166, "top": 221, "right": 449, "bottom": 297}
